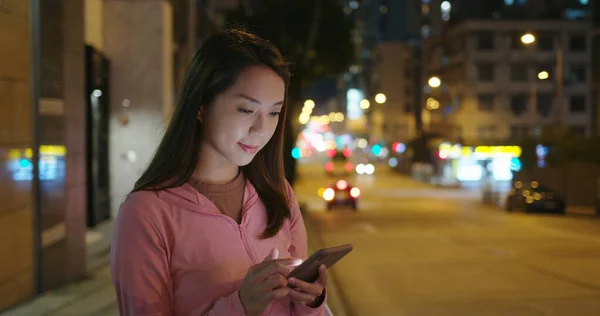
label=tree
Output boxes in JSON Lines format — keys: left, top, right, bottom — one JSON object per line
{"left": 517, "top": 127, "right": 600, "bottom": 171}
{"left": 227, "top": 0, "right": 354, "bottom": 184}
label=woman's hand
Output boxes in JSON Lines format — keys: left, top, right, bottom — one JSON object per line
{"left": 287, "top": 264, "right": 328, "bottom": 307}
{"left": 239, "top": 248, "right": 301, "bottom": 316}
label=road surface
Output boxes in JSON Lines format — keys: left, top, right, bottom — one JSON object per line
{"left": 295, "top": 161, "right": 600, "bottom": 316}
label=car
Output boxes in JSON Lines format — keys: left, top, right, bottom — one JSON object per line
{"left": 505, "top": 180, "right": 566, "bottom": 214}
{"left": 322, "top": 180, "right": 360, "bottom": 211}
{"left": 324, "top": 149, "right": 354, "bottom": 177}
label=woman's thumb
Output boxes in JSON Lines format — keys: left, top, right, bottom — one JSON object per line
{"left": 263, "top": 248, "right": 279, "bottom": 261}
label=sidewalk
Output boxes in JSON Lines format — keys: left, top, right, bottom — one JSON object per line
{"left": 0, "top": 266, "right": 118, "bottom": 316}
{"left": 1, "top": 207, "right": 343, "bottom": 316}
{"left": 567, "top": 205, "right": 598, "bottom": 216}
{"left": 0, "top": 220, "right": 118, "bottom": 316}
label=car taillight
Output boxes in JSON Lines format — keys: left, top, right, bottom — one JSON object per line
{"left": 336, "top": 180, "right": 348, "bottom": 190}
{"left": 323, "top": 188, "right": 335, "bottom": 201}
{"left": 343, "top": 148, "right": 352, "bottom": 157}
{"left": 345, "top": 162, "right": 354, "bottom": 171}
{"left": 325, "top": 162, "right": 334, "bottom": 172}
{"left": 350, "top": 187, "right": 360, "bottom": 198}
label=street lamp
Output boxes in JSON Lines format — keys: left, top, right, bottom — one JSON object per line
{"left": 304, "top": 99, "right": 315, "bottom": 109}
{"left": 520, "top": 33, "right": 536, "bottom": 45}
{"left": 521, "top": 32, "right": 564, "bottom": 126}
{"left": 374, "top": 93, "right": 386, "bottom": 104}
{"left": 426, "top": 97, "right": 440, "bottom": 110}
{"left": 298, "top": 112, "right": 310, "bottom": 124}
{"left": 428, "top": 76, "right": 441, "bottom": 88}
{"left": 360, "top": 99, "right": 370, "bottom": 109}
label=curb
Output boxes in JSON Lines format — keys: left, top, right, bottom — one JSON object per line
{"left": 566, "top": 206, "right": 599, "bottom": 216}
{"left": 300, "top": 204, "right": 349, "bottom": 316}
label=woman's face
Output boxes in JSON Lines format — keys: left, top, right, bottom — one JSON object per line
{"left": 199, "top": 66, "right": 285, "bottom": 167}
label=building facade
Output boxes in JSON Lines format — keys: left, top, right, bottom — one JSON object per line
{"left": 421, "top": 20, "right": 592, "bottom": 144}
{"left": 0, "top": 0, "right": 242, "bottom": 311}
{"left": 370, "top": 42, "right": 417, "bottom": 144}
{"left": 591, "top": 0, "right": 600, "bottom": 134}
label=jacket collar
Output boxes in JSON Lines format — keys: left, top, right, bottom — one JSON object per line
{"left": 156, "top": 178, "right": 258, "bottom": 216}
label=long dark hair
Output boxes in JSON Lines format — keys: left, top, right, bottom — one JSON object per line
{"left": 132, "top": 28, "right": 292, "bottom": 238}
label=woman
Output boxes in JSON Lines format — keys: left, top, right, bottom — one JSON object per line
{"left": 110, "top": 29, "right": 328, "bottom": 316}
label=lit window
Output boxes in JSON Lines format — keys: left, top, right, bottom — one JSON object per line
{"left": 504, "top": 0, "right": 514, "bottom": 5}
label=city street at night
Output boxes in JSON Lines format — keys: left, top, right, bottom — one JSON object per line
{"left": 2, "top": 0, "right": 600, "bottom": 315}
{"left": 295, "top": 161, "right": 600, "bottom": 316}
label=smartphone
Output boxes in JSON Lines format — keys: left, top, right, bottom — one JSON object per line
{"left": 288, "top": 244, "right": 353, "bottom": 283}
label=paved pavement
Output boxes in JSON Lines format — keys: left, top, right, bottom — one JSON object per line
{"left": 294, "top": 161, "right": 600, "bottom": 316}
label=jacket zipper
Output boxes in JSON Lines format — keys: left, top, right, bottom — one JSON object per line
{"left": 239, "top": 195, "right": 260, "bottom": 264}
{"left": 184, "top": 190, "right": 261, "bottom": 265}
{"left": 203, "top": 194, "right": 260, "bottom": 265}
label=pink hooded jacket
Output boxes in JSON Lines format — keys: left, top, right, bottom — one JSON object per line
{"left": 110, "top": 180, "right": 326, "bottom": 316}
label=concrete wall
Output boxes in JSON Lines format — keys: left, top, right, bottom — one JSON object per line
{"left": 104, "top": 0, "right": 174, "bottom": 217}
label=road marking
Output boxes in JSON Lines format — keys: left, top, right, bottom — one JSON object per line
{"left": 358, "top": 222, "right": 378, "bottom": 233}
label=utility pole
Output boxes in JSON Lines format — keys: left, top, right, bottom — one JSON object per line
{"left": 554, "top": 37, "right": 564, "bottom": 127}
{"left": 414, "top": 43, "right": 423, "bottom": 134}
{"left": 592, "top": 0, "right": 600, "bottom": 135}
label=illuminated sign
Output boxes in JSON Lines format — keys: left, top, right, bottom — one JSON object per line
{"left": 6, "top": 145, "right": 66, "bottom": 182}
{"left": 438, "top": 143, "right": 463, "bottom": 159}
{"left": 438, "top": 144, "right": 522, "bottom": 159}
{"left": 346, "top": 88, "right": 364, "bottom": 120}
{"left": 474, "top": 146, "right": 521, "bottom": 158}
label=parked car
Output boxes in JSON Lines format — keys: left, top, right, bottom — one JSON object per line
{"left": 505, "top": 180, "right": 566, "bottom": 214}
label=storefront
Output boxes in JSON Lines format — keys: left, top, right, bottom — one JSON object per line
{"left": 436, "top": 143, "right": 522, "bottom": 187}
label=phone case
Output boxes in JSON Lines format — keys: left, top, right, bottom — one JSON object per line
{"left": 288, "top": 244, "right": 353, "bottom": 283}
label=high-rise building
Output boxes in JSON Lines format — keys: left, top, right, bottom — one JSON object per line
{"left": 376, "top": 0, "right": 422, "bottom": 42}
{"left": 447, "top": 0, "right": 589, "bottom": 21}
{"left": 422, "top": 20, "right": 592, "bottom": 144}
{"left": 353, "top": 0, "right": 423, "bottom": 142}
{"left": 370, "top": 43, "right": 417, "bottom": 143}
{"left": 591, "top": 0, "right": 600, "bottom": 134}
{"left": 416, "top": 0, "right": 593, "bottom": 144}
